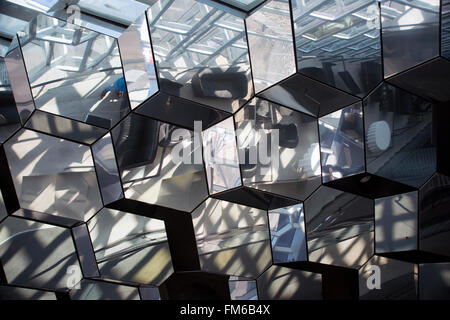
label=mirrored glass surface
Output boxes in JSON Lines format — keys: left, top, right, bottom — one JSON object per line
{"left": 419, "top": 174, "right": 450, "bottom": 257}
{"left": 112, "top": 113, "right": 208, "bottom": 212}
{"left": 257, "top": 266, "right": 322, "bottom": 300}
{"left": 235, "top": 98, "right": 321, "bottom": 201}
{"left": 364, "top": 83, "right": 435, "bottom": 188}
{"left": 0, "top": 286, "right": 57, "bottom": 300}
{"left": 443, "top": 0, "right": 450, "bottom": 59}
{"left": 419, "top": 263, "right": 450, "bottom": 300}
{"left": 258, "top": 73, "right": 360, "bottom": 117}
{"left": 4, "top": 129, "right": 103, "bottom": 222}
{"left": 72, "top": 224, "right": 99, "bottom": 278}
{"left": 4, "top": 46, "right": 34, "bottom": 124}
{"left": 319, "top": 102, "right": 365, "bottom": 183}
{"left": 202, "top": 117, "right": 242, "bottom": 195}
{"left": 381, "top": 0, "right": 440, "bottom": 77}
{"left": 0, "top": 190, "right": 7, "bottom": 221}
{"left": 70, "top": 279, "right": 140, "bottom": 300}
{"left": 139, "top": 286, "right": 161, "bottom": 300}
{"left": 191, "top": 198, "right": 271, "bottom": 278}
{"left": 0, "top": 216, "right": 82, "bottom": 290}
{"left": 118, "top": 13, "right": 158, "bottom": 110}
{"left": 148, "top": 0, "right": 253, "bottom": 113}
{"left": 216, "top": 0, "right": 267, "bottom": 12}
{"left": 88, "top": 208, "right": 173, "bottom": 286}
{"left": 304, "top": 186, "right": 374, "bottom": 269}
{"left": 375, "top": 191, "right": 418, "bottom": 253}
{"left": 359, "top": 256, "right": 417, "bottom": 300}
{"left": 268, "top": 203, "right": 307, "bottom": 263}
{"left": 292, "top": 0, "right": 382, "bottom": 96}
{"left": 92, "top": 133, "right": 124, "bottom": 205}
{"left": 0, "top": 57, "right": 21, "bottom": 143}
{"left": 246, "top": 0, "right": 296, "bottom": 92}
{"left": 229, "top": 277, "right": 258, "bottom": 300}
{"left": 18, "top": 14, "right": 129, "bottom": 128}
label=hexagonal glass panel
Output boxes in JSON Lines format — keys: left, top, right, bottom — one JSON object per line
{"left": 364, "top": 83, "right": 435, "bottom": 188}
{"left": 293, "top": 0, "right": 382, "bottom": 96}
{"left": 268, "top": 203, "right": 307, "bottom": 263}
{"left": 118, "top": 13, "right": 158, "bottom": 110}
{"left": 88, "top": 208, "right": 173, "bottom": 286}
{"left": 4, "top": 129, "right": 103, "bottom": 222}
{"left": 246, "top": 0, "right": 296, "bottom": 92}
{"left": 319, "top": 102, "right": 365, "bottom": 183}
{"left": 381, "top": 0, "right": 440, "bottom": 77}
{"left": 191, "top": 198, "right": 271, "bottom": 278}
{"left": 375, "top": 191, "right": 418, "bottom": 253}
{"left": 0, "top": 216, "right": 82, "bottom": 290}
{"left": 148, "top": 0, "right": 253, "bottom": 113}
{"left": 304, "top": 186, "right": 374, "bottom": 269}
{"left": 18, "top": 14, "right": 130, "bottom": 128}
{"left": 112, "top": 113, "right": 208, "bottom": 212}
{"left": 235, "top": 98, "right": 321, "bottom": 200}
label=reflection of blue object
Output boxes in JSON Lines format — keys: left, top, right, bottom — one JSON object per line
{"left": 103, "top": 77, "right": 126, "bottom": 96}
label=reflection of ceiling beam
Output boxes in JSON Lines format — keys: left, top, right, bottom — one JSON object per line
{"left": 0, "top": 2, "right": 41, "bottom": 27}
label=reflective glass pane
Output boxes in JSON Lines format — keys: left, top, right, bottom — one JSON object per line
{"left": 4, "top": 46, "right": 34, "bottom": 124}
{"left": 359, "top": 256, "right": 417, "bottom": 300}
{"left": 304, "top": 186, "right": 374, "bottom": 269}
{"left": 319, "top": 102, "right": 365, "bottom": 183}
{"left": 148, "top": 0, "right": 253, "bottom": 113}
{"left": 235, "top": 98, "right": 321, "bottom": 201}
{"left": 4, "top": 129, "right": 103, "bottom": 222}
{"left": 217, "top": 0, "right": 266, "bottom": 11}
{"left": 72, "top": 224, "right": 99, "bottom": 278}
{"left": 381, "top": 0, "right": 440, "bottom": 77}
{"left": 268, "top": 203, "right": 307, "bottom": 263}
{"left": 0, "top": 216, "right": 82, "bottom": 290}
{"left": 112, "top": 113, "right": 207, "bottom": 212}
{"left": 0, "top": 286, "right": 57, "bottom": 300}
{"left": 364, "top": 83, "right": 435, "bottom": 188}
{"left": 191, "top": 198, "right": 271, "bottom": 278}
{"left": 246, "top": 0, "right": 296, "bottom": 92}
{"left": 118, "top": 13, "right": 158, "bottom": 110}
{"left": 257, "top": 266, "right": 322, "bottom": 300}
{"left": 139, "top": 286, "right": 161, "bottom": 300}
{"left": 19, "top": 14, "right": 129, "bottom": 128}
{"left": 229, "top": 277, "right": 258, "bottom": 300}
{"left": 293, "top": 0, "right": 382, "bottom": 96}
{"left": 92, "top": 133, "right": 124, "bottom": 205}
{"left": 0, "top": 190, "right": 7, "bottom": 221}
{"left": 0, "top": 57, "right": 21, "bottom": 143}
{"left": 375, "top": 191, "right": 418, "bottom": 253}
{"left": 88, "top": 208, "right": 173, "bottom": 285}
{"left": 443, "top": 0, "right": 450, "bottom": 59}
{"left": 202, "top": 117, "right": 242, "bottom": 194}
{"left": 419, "top": 174, "right": 450, "bottom": 257}
{"left": 419, "top": 263, "right": 450, "bottom": 300}
{"left": 70, "top": 279, "right": 140, "bottom": 300}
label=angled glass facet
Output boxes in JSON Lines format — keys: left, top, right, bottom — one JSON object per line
{"left": 0, "top": 286, "right": 57, "bottom": 300}
{"left": 268, "top": 203, "right": 307, "bottom": 263}
{"left": 257, "top": 266, "right": 322, "bottom": 300}
{"left": 381, "top": 0, "right": 440, "bottom": 77}
{"left": 229, "top": 277, "right": 258, "bottom": 300}
{"left": 246, "top": 0, "right": 296, "bottom": 92}
{"left": 217, "top": 0, "right": 267, "bottom": 11}
{"left": 375, "top": 192, "right": 418, "bottom": 253}
{"left": 0, "top": 217, "right": 82, "bottom": 290}
{"left": 191, "top": 198, "right": 271, "bottom": 278}
{"left": 364, "top": 83, "right": 435, "bottom": 188}
{"left": 443, "top": 0, "right": 450, "bottom": 59}
{"left": 419, "top": 263, "right": 450, "bottom": 300}
{"left": 304, "top": 186, "right": 374, "bottom": 269}
{"left": 72, "top": 223, "right": 99, "bottom": 278}
{"left": 88, "top": 208, "right": 173, "bottom": 286}
{"left": 202, "top": 117, "right": 242, "bottom": 195}
{"left": 118, "top": 13, "right": 158, "bottom": 109}
{"left": 148, "top": 0, "right": 253, "bottom": 113}
{"left": 139, "top": 286, "right": 161, "bottom": 300}
{"left": 319, "top": 102, "right": 365, "bottom": 183}
{"left": 4, "top": 129, "right": 102, "bottom": 221}
{"left": 92, "top": 133, "right": 124, "bottom": 205}
{"left": 112, "top": 113, "right": 207, "bottom": 212}
{"left": 70, "top": 279, "right": 140, "bottom": 300}
{"left": 235, "top": 98, "right": 321, "bottom": 201}
{"left": 359, "top": 256, "right": 417, "bottom": 300}
{"left": 0, "top": 191, "right": 7, "bottom": 221}
{"left": 18, "top": 14, "right": 129, "bottom": 129}
{"left": 419, "top": 174, "right": 450, "bottom": 257}
{"left": 293, "top": 0, "right": 382, "bottom": 96}
{"left": 0, "top": 57, "right": 21, "bottom": 143}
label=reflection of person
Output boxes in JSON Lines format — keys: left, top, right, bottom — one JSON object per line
{"left": 101, "top": 77, "right": 126, "bottom": 99}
